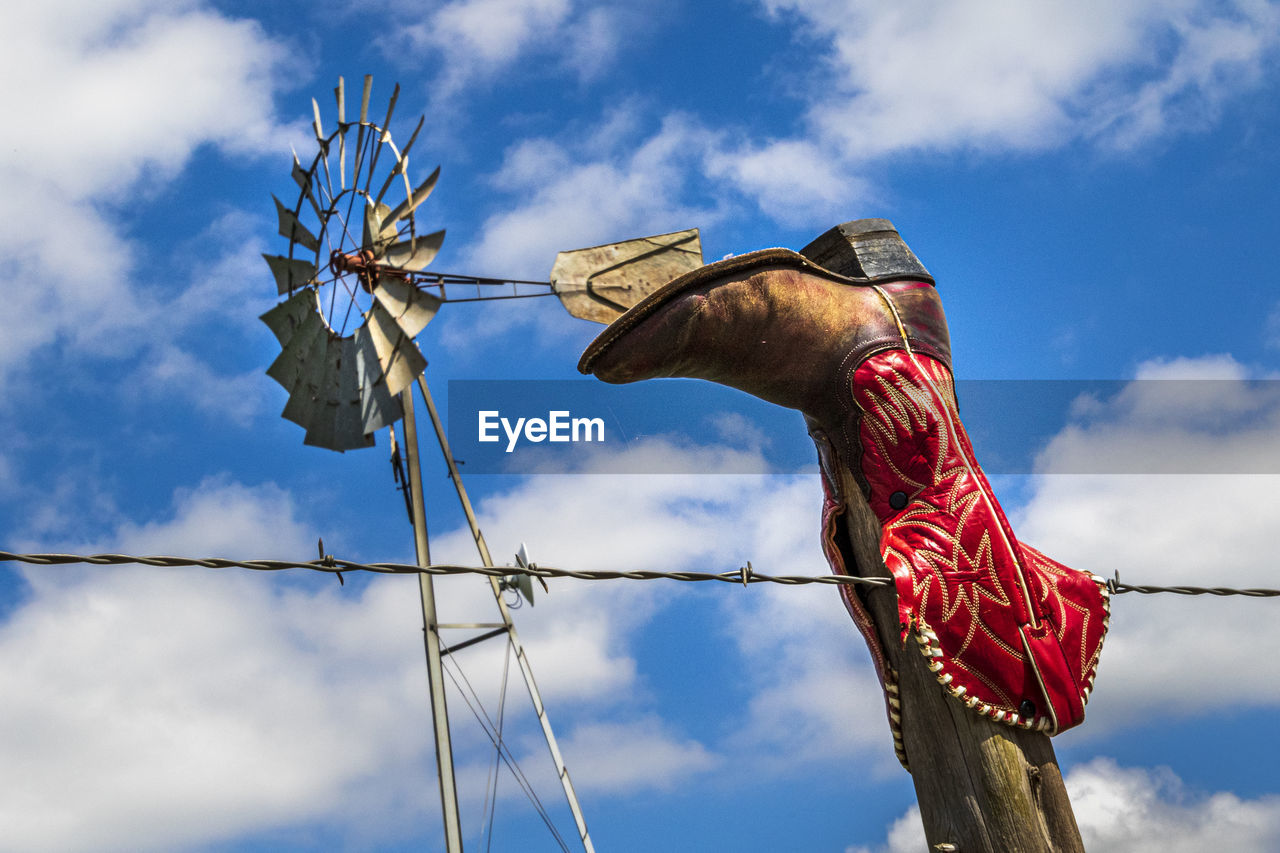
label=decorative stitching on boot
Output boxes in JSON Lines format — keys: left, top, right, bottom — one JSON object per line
{"left": 855, "top": 350, "right": 1108, "bottom": 734}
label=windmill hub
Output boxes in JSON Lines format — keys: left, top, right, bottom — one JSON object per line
{"left": 329, "top": 248, "right": 387, "bottom": 292}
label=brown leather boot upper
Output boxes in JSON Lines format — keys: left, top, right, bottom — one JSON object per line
{"left": 580, "top": 248, "right": 950, "bottom": 476}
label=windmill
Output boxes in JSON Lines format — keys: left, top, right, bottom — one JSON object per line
{"left": 260, "top": 75, "right": 703, "bottom": 851}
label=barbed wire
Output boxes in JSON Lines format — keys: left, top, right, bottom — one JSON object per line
{"left": 1106, "top": 580, "right": 1280, "bottom": 598}
{"left": 0, "top": 551, "right": 887, "bottom": 587}
{"left": 1, "top": 551, "right": 1277, "bottom": 598}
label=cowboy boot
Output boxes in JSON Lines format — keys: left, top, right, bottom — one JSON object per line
{"left": 579, "top": 222, "right": 1109, "bottom": 763}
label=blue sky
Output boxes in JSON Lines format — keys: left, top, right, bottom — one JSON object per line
{"left": 2, "top": 0, "right": 1280, "bottom": 850}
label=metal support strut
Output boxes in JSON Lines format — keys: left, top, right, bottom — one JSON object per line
{"left": 400, "top": 388, "right": 465, "bottom": 853}
{"left": 417, "top": 374, "right": 596, "bottom": 853}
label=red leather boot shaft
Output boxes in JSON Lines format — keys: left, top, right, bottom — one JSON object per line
{"left": 852, "top": 347, "right": 1108, "bottom": 732}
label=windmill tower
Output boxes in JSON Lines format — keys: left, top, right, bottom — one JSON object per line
{"left": 260, "top": 76, "right": 702, "bottom": 851}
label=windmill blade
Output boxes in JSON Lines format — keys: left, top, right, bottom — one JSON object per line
{"left": 335, "top": 77, "right": 347, "bottom": 188}
{"left": 381, "top": 166, "right": 440, "bottom": 233}
{"left": 382, "top": 229, "right": 445, "bottom": 272}
{"left": 260, "top": 289, "right": 319, "bottom": 346}
{"left": 366, "top": 301, "right": 427, "bottom": 397}
{"left": 280, "top": 325, "right": 333, "bottom": 428}
{"left": 350, "top": 75, "right": 373, "bottom": 186}
{"left": 331, "top": 336, "right": 375, "bottom": 450}
{"left": 355, "top": 323, "right": 403, "bottom": 434}
{"left": 291, "top": 152, "right": 325, "bottom": 223}
{"left": 363, "top": 82, "right": 399, "bottom": 195}
{"left": 311, "top": 97, "right": 325, "bottom": 143}
{"left": 373, "top": 275, "right": 442, "bottom": 338}
{"left": 373, "top": 115, "right": 424, "bottom": 206}
{"left": 372, "top": 146, "right": 408, "bottom": 209}
{"left": 362, "top": 200, "right": 392, "bottom": 252}
{"left": 273, "top": 195, "right": 320, "bottom": 252}
{"left": 266, "top": 304, "right": 325, "bottom": 391}
{"left": 263, "top": 254, "right": 318, "bottom": 295}
{"left": 550, "top": 228, "right": 702, "bottom": 324}
{"left": 313, "top": 98, "right": 336, "bottom": 203}
{"left": 299, "top": 334, "right": 344, "bottom": 448}
{"left": 301, "top": 335, "right": 374, "bottom": 451}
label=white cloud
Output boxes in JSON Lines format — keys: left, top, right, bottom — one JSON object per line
{"left": 431, "top": 0, "right": 572, "bottom": 65}
{"left": 450, "top": 0, "right": 1280, "bottom": 268}
{"left": 0, "top": 478, "right": 437, "bottom": 851}
{"left": 714, "top": 479, "right": 903, "bottom": 774}
{"left": 125, "top": 211, "right": 284, "bottom": 427}
{"left": 387, "top": 0, "right": 1278, "bottom": 246}
{"left": 561, "top": 6, "right": 629, "bottom": 82}
{"left": 425, "top": 441, "right": 784, "bottom": 707}
{"left": 765, "top": 0, "right": 1280, "bottom": 156}
{"left": 435, "top": 111, "right": 726, "bottom": 356}
{"left": 1037, "top": 354, "right": 1280, "bottom": 474}
{"left": 104, "top": 475, "right": 315, "bottom": 558}
{"left": 601, "top": 0, "right": 1277, "bottom": 223}
{"left": 0, "top": 0, "right": 295, "bottom": 388}
{"left": 705, "top": 138, "right": 870, "bottom": 228}
{"left": 845, "top": 805, "right": 926, "bottom": 853}
{"left": 419, "top": 436, "right": 907, "bottom": 784}
{"left": 1, "top": 0, "right": 291, "bottom": 196}
{"left": 134, "top": 344, "right": 266, "bottom": 427}
{"left": 1070, "top": 759, "right": 1280, "bottom": 852}
{"left": 1011, "top": 355, "right": 1280, "bottom": 727}
{"left": 464, "top": 112, "right": 721, "bottom": 277}
{"left": 848, "top": 758, "right": 1280, "bottom": 853}
{"left": 1132, "top": 353, "right": 1252, "bottom": 380}
{"left": 548, "top": 717, "right": 718, "bottom": 792}
{"left": 395, "top": 0, "right": 638, "bottom": 98}
{"left": 458, "top": 108, "right": 872, "bottom": 293}
{"left": 444, "top": 407, "right": 929, "bottom": 789}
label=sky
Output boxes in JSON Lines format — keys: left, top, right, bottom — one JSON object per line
{"left": 1, "top": 0, "right": 1280, "bottom": 850}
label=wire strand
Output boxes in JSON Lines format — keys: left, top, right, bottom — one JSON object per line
{"left": 440, "top": 656, "right": 572, "bottom": 853}
{"left": 0, "top": 551, "right": 888, "bottom": 587}
{"left": 1, "top": 551, "right": 1276, "bottom": 598}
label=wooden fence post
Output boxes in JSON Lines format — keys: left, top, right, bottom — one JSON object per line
{"left": 805, "top": 222, "right": 1084, "bottom": 852}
